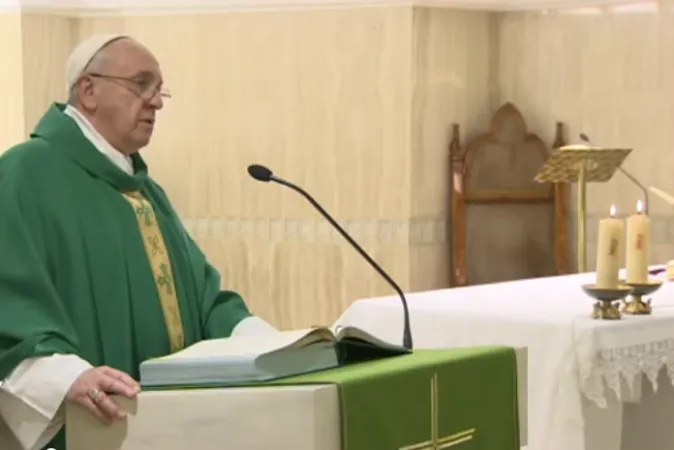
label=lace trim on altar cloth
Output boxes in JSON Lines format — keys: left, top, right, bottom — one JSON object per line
{"left": 578, "top": 339, "right": 674, "bottom": 407}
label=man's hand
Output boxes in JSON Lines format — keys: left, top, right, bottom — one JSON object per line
{"left": 66, "top": 366, "right": 140, "bottom": 424}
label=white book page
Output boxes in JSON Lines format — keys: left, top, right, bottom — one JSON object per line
{"left": 149, "top": 329, "right": 332, "bottom": 362}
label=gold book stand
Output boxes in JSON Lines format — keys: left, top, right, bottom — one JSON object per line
{"left": 535, "top": 145, "right": 632, "bottom": 272}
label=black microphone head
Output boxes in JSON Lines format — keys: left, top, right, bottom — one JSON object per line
{"left": 248, "top": 164, "right": 273, "bottom": 182}
{"left": 579, "top": 133, "right": 589, "bottom": 142}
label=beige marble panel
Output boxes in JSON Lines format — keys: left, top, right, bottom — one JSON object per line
{"left": 20, "top": 14, "right": 76, "bottom": 133}
{"left": 497, "top": 10, "right": 674, "bottom": 269}
{"left": 193, "top": 235, "right": 411, "bottom": 329}
{"left": 1, "top": 13, "right": 75, "bottom": 149}
{"left": 410, "top": 7, "right": 494, "bottom": 289}
{"left": 411, "top": 7, "right": 494, "bottom": 218}
{"left": 0, "top": 12, "right": 25, "bottom": 151}
{"left": 76, "top": 8, "right": 413, "bottom": 222}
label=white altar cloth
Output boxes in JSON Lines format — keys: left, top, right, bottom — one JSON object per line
{"left": 333, "top": 267, "right": 674, "bottom": 450}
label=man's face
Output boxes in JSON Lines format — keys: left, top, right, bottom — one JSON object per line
{"left": 77, "top": 38, "right": 166, "bottom": 154}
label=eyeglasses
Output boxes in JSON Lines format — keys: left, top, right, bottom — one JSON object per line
{"left": 87, "top": 72, "right": 172, "bottom": 101}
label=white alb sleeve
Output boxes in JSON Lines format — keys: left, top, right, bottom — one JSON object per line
{"left": 0, "top": 354, "right": 92, "bottom": 450}
{"left": 232, "top": 316, "right": 278, "bottom": 336}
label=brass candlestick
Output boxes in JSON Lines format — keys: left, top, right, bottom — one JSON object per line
{"left": 582, "top": 284, "right": 632, "bottom": 320}
{"left": 535, "top": 145, "right": 632, "bottom": 273}
{"left": 621, "top": 280, "right": 663, "bottom": 315}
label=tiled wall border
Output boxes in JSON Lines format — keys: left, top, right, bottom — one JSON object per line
{"left": 182, "top": 217, "right": 448, "bottom": 245}
{"left": 583, "top": 214, "right": 674, "bottom": 245}
{"left": 183, "top": 214, "right": 674, "bottom": 246}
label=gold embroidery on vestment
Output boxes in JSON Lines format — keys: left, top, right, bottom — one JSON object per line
{"left": 122, "top": 191, "right": 185, "bottom": 352}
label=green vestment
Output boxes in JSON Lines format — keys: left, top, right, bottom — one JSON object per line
{"left": 0, "top": 103, "right": 253, "bottom": 450}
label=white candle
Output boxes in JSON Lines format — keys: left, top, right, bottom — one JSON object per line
{"left": 626, "top": 200, "right": 651, "bottom": 284}
{"left": 595, "top": 205, "right": 624, "bottom": 289}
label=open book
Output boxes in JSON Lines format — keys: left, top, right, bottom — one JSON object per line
{"left": 139, "top": 326, "right": 410, "bottom": 388}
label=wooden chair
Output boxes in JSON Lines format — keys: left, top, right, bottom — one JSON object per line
{"left": 449, "top": 103, "right": 570, "bottom": 287}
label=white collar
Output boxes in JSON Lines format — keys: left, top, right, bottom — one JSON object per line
{"left": 63, "top": 105, "right": 134, "bottom": 176}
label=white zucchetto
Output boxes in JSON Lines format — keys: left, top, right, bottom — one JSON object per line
{"left": 65, "top": 34, "right": 128, "bottom": 95}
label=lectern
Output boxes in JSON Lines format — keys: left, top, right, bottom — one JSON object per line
{"left": 535, "top": 145, "right": 631, "bottom": 272}
{"left": 65, "top": 347, "right": 529, "bottom": 450}
{"left": 67, "top": 384, "right": 341, "bottom": 450}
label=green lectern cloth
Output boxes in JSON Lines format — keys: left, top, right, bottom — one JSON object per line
{"left": 266, "top": 347, "right": 520, "bottom": 450}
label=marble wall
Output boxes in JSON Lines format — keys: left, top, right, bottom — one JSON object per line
{"left": 411, "top": 8, "right": 494, "bottom": 289}
{"left": 2, "top": 4, "right": 671, "bottom": 329}
{"left": 497, "top": 9, "right": 674, "bottom": 268}
{"left": 3, "top": 6, "right": 492, "bottom": 329}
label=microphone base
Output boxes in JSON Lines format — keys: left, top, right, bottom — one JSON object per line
{"left": 403, "top": 333, "right": 413, "bottom": 351}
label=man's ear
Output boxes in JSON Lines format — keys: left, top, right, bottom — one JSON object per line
{"left": 77, "top": 77, "right": 98, "bottom": 110}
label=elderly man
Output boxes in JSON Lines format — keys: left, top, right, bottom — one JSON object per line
{"left": 0, "top": 34, "right": 275, "bottom": 450}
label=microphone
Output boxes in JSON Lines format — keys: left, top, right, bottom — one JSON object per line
{"left": 579, "top": 133, "right": 649, "bottom": 214}
{"left": 248, "top": 164, "right": 273, "bottom": 182}
{"left": 247, "top": 164, "right": 413, "bottom": 350}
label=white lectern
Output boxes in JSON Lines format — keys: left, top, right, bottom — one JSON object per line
{"left": 66, "top": 348, "right": 528, "bottom": 450}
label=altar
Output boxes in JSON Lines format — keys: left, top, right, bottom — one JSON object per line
{"left": 334, "top": 267, "right": 674, "bottom": 450}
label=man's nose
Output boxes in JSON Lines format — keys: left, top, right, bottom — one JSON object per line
{"left": 149, "top": 92, "right": 164, "bottom": 110}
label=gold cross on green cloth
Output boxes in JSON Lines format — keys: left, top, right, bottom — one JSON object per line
{"left": 399, "top": 373, "right": 476, "bottom": 450}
